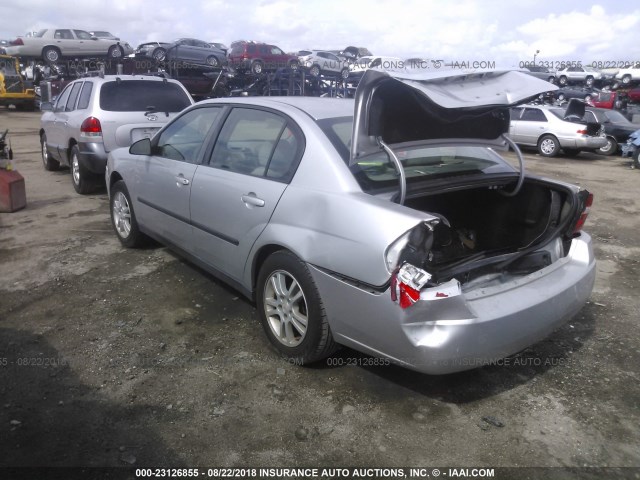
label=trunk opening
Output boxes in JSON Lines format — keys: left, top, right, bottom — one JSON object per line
{"left": 400, "top": 179, "right": 575, "bottom": 286}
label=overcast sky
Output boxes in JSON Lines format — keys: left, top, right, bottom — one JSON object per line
{"left": 1, "top": 0, "right": 639, "bottom": 66}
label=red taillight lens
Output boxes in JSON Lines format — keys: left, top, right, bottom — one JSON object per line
{"left": 80, "top": 117, "right": 102, "bottom": 135}
{"left": 576, "top": 129, "right": 588, "bottom": 135}
{"left": 10, "top": 38, "right": 24, "bottom": 46}
{"left": 573, "top": 192, "right": 593, "bottom": 235}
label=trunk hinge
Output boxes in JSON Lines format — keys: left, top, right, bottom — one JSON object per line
{"left": 377, "top": 136, "right": 406, "bottom": 205}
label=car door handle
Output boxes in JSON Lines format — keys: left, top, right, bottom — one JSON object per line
{"left": 175, "top": 175, "right": 190, "bottom": 186}
{"left": 241, "top": 193, "right": 265, "bottom": 207}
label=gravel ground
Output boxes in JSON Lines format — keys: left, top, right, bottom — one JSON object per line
{"left": 0, "top": 109, "right": 639, "bottom": 479}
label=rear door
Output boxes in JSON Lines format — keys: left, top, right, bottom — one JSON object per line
{"left": 515, "top": 107, "right": 549, "bottom": 145}
{"left": 190, "top": 106, "right": 303, "bottom": 282}
{"left": 135, "top": 106, "right": 224, "bottom": 249}
{"left": 45, "top": 82, "right": 75, "bottom": 161}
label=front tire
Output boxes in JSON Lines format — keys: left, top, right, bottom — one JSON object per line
{"left": 538, "top": 134, "right": 561, "bottom": 157}
{"left": 621, "top": 75, "right": 632, "bottom": 85}
{"left": 558, "top": 76, "right": 568, "bottom": 86}
{"left": 110, "top": 180, "right": 146, "bottom": 248}
{"left": 585, "top": 76, "right": 594, "bottom": 87}
{"left": 256, "top": 251, "right": 338, "bottom": 364}
{"left": 205, "top": 55, "right": 219, "bottom": 67}
{"left": 108, "top": 45, "right": 124, "bottom": 58}
{"left": 41, "top": 134, "right": 60, "bottom": 171}
{"left": 309, "top": 64, "right": 321, "bottom": 77}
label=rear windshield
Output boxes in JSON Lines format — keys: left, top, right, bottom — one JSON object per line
{"left": 319, "top": 117, "right": 515, "bottom": 191}
{"left": 99, "top": 80, "right": 191, "bottom": 112}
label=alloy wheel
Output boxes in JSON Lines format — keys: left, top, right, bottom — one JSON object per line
{"left": 263, "top": 270, "right": 308, "bottom": 347}
{"left": 112, "top": 191, "right": 132, "bottom": 239}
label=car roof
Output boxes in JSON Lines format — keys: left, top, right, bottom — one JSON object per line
{"left": 198, "top": 97, "right": 354, "bottom": 120}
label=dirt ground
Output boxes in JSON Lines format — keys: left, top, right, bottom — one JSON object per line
{"left": 1, "top": 108, "right": 639, "bottom": 476}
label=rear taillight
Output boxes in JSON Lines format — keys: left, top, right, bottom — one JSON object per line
{"left": 573, "top": 192, "right": 593, "bottom": 235}
{"left": 10, "top": 38, "right": 24, "bottom": 46}
{"left": 576, "top": 129, "right": 588, "bottom": 135}
{"left": 80, "top": 117, "right": 102, "bottom": 137}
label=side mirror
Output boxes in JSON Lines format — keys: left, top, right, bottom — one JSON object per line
{"left": 129, "top": 137, "right": 152, "bottom": 155}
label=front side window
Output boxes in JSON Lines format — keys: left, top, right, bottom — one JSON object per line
{"left": 521, "top": 108, "right": 547, "bottom": 122}
{"left": 54, "top": 84, "right": 73, "bottom": 111}
{"left": 155, "top": 107, "right": 223, "bottom": 163}
{"left": 209, "top": 108, "right": 301, "bottom": 180}
{"left": 74, "top": 30, "right": 92, "bottom": 40}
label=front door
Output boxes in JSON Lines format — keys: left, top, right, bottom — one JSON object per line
{"left": 135, "top": 106, "right": 224, "bottom": 250}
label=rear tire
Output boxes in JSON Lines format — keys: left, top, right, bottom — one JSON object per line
{"left": 41, "top": 134, "right": 60, "bottom": 171}
{"left": 558, "top": 76, "right": 567, "bottom": 86}
{"left": 42, "top": 47, "right": 61, "bottom": 64}
{"left": 256, "top": 251, "right": 338, "bottom": 364}
{"left": 598, "top": 137, "right": 617, "bottom": 156}
{"left": 152, "top": 48, "right": 166, "bottom": 62}
{"left": 538, "top": 134, "right": 561, "bottom": 157}
{"left": 70, "top": 145, "right": 98, "bottom": 194}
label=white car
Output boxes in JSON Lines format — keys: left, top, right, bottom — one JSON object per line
{"left": 297, "top": 50, "right": 350, "bottom": 78}
{"left": 614, "top": 63, "right": 640, "bottom": 85}
{"left": 4, "top": 29, "right": 133, "bottom": 63}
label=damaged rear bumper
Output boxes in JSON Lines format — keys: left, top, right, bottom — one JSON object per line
{"left": 309, "top": 233, "right": 596, "bottom": 374}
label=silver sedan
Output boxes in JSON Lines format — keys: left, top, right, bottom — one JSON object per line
{"left": 4, "top": 29, "right": 133, "bottom": 63}
{"left": 509, "top": 102, "right": 607, "bottom": 157}
{"left": 106, "top": 70, "right": 596, "bottom": 374}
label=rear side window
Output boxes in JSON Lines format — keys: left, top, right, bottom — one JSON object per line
{"left": 521, "top": 108, "right": 546, "bottom": 122}
{"left": 209, "top": 108, "right": 303, "bottom": 181}
{"left": 99, "top": 80, "right": 191, "bottom": 112}
{"left": 77, "top": 82, "right": 93, "bottom": 110}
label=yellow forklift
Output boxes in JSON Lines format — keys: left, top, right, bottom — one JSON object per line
{"left": 0, "top": 54, "right": 36, "bottom": 110}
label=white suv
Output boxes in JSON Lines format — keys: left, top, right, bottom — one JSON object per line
{"left": 39, "top": 74, "right": 193, "bottom": 193}
{"left": 614, "top": 64, "right": 640, "bottom": 86}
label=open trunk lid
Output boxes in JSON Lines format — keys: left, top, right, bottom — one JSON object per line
{"left": 350, "top": 69, "right": 558, "bottom": 164}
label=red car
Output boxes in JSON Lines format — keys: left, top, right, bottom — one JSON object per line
{"left": 228, "top": 41, "right": 299, "bottom": 74}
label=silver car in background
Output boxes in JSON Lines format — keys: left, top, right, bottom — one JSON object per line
{"left": 509, "top": 101, "right": 607, "bottom": 157}
{"left": 4, "top": 29, "right": 133, "bottom": 63}
{"left": 40, "top": 74, "right": 193, "bottom": 193}
{"left": 106, "top": 70, "right": 596, "bottom": 374}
